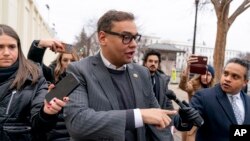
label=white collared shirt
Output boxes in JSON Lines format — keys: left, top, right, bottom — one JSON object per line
{"left": 100, "top": 50, "right": 126, "bottom": 71}
{"left": 100, "top": 50, "right": 144, "bottom": 128}
{"left": 227, "top": 92, "right": 245, "bottom": 121}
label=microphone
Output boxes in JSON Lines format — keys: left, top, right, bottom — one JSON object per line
{"left": 166, "top": 90, "right": 187, "bottom": 108}
{"left": 166, "top": 90, "right": 204, "bottom": 127}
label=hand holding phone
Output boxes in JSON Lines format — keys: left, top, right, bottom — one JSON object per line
{"left": 45, "top": 73, "right": 80, "bottom": 102}
{"left": 53, "top": 42, "right": 73, "bottom": 53}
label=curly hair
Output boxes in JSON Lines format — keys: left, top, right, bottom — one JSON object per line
{"left": 142, "top": 49, "right": 161, "bottom": 65}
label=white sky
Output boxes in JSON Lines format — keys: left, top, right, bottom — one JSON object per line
{"left": 35, "top": 0, "right": 250, "bottom": 52}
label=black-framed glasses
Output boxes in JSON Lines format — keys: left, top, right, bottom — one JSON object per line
{"left": 104, "top": 31, "right": 141, "bottom": 45}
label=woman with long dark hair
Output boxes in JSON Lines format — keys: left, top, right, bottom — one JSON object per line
{"left": 0, "top": 24, "right": 68, "bottom": 141}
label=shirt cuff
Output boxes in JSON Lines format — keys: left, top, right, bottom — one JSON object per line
{"left": 134, "top": 108, "right": 144, "bottom": 128}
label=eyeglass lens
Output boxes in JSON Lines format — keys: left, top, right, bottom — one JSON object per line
{"left": 122, "top": 34, "right": 141, "bottom": 44}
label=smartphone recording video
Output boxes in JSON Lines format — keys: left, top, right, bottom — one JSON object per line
{"left": 189, "top": 55, "right": 208, "bottom": 74}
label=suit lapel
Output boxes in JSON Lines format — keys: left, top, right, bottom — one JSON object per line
{"left": 91, "top": 54, "right": 120, "bottom": 110}
{"left": 241, "top": 92, "right": 250, "bottom": 124}
{"left": 216, "top": 85, "right": 237, "bottom": 124}
{"left": 127, "top": 64, "right": 144, "bottom": 108}
{"left": 157, "top": 72, "right": 164, "bottom": 106}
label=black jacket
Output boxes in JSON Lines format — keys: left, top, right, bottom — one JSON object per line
{"left": 174, "top": 84, "right": 250, "bottom": 141}
{"left": 27, "top": 40, "right": 69, "bottom": 141}
{"left": 0, "top": 73, "right": 57, "bottom": 141}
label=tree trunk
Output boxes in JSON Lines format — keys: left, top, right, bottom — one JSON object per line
{"left": 213, "top": 19, "right": 228, "bottom": 83}
{"left": 211, "top": 0, "right": 250, "bottom": 82}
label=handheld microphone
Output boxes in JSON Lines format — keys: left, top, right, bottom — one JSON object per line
{"left": 166, "top": 90, "right": 187, "bottom": 108}
{"left": 166, "top": 90, "right": 204, "bottom": 127}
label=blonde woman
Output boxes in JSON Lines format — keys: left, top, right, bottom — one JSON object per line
{"left": 28, "top": 39, "right": 79, "bottom": 84}
{"left": 27, "top": 39, "right": 79, "bottom": 141}
{"left": 179, "top": 56, "right": 215, "bottom": 141}
{"left": 50, "top": 50, "right": 79, "bottom": 83}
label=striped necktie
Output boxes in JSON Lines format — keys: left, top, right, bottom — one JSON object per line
{"left": 230, "top": 96, "right": 243, "bottom": 124}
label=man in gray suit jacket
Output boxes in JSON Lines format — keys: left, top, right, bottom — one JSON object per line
{"left": 64, "top": 10, "right": 176, "bottom": 141}
{"left": 143, "top": 49, "right": 174, "bottom": 141}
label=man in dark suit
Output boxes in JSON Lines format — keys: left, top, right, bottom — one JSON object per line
{"left": 63, "top": 10, "right": 176, "bottom": 141}
{"left": 174, "top": 57, "right": 250, "bottom": 141}
{"left": 143, "top": 49, "right": 174, "bottom": 141}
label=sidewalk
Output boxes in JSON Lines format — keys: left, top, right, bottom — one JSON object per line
{"left": 169, "top": 84, "right": 189, "bottom": 141}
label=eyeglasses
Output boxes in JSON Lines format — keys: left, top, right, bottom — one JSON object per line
{"left": 104, "top": 31, "right": 141, "bottom": 45}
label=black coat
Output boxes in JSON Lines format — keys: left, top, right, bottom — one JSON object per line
{"left": 28, "top": 40, "right": 61, "bottom": 84}
{"left": 27, "top": 40, "right": 69, "bottom": 141}
{"left": 152, "top": 71, "right": 174, "bottom": 141}
{"left": 0, "top": 74, "right": 57, "bottom": 141}
{"left": 174, "top": 84, "right": 250, "bottom": 141}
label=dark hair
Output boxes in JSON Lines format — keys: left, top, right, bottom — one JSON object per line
{"left": 143, "top": 49, "right": 161, "bottom": 65}
{"left": 97, "top": 10, "right": 135, "bottom": 32}
{"left": 225, "top": 58, "right": 249, "bottom": 80}
{"left": 0, "top": 24, "right": 40, "bottom": 90}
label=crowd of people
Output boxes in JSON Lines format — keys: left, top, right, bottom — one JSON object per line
{"left": 0, "top": 9, "right": 249, "bottom": 141}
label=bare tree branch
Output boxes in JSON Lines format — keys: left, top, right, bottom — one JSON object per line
{"left": 211, "top": 0, "right": 220, "bottom": 16}
{"left": 228, "top": 0, "right": 250, "bottom": 26}
{"left": 209, "top": 0, "right": 250, "bottom": 82}
{"left": 220, "top": 0, "right": 227, "bottom": 7}
{"left": 220, "top": 0, "right": 232, "bottom": 22}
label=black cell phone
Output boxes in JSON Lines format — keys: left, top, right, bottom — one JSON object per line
{"left": 62, "top": 43, "right": 73, "bottom": 53}
{"left": 190, "top": 56, "right": 208, "bottom": 74}
{"left": 45, "top": 73, "right": 80, "bottom": 102}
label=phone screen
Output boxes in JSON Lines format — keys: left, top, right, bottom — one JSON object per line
{"left": 45, "top": 73, "right": 80, "bottom": 102}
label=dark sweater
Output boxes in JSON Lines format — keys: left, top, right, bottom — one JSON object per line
{"left": 108, "top": 68, "right": 137, "bottom": 141}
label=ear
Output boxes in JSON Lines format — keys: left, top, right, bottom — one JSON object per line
{"left": 98, "top": 31, "right": 106, "bottom": 46}
{"left": 243, "top": 79, "right": 249, "bottom": 88}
